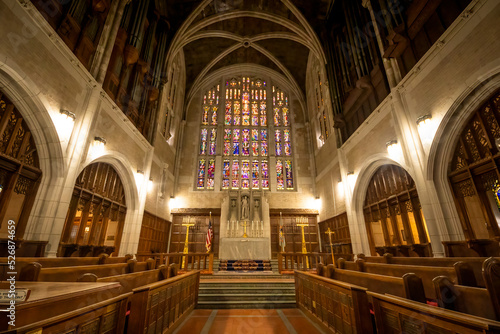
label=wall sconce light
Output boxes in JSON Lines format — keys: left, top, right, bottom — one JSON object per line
{"left": 416, "top": 114, "right": 434, "bottom": 143}
{"left": 56, "top": 109, "right": 76, "bottom": 140}
{"left": 416, "top": 114, "right": 432, "bottom": 127}
{"left": 337, "top": 178, "right": 344, "bottom": 197}
{"left": 314, "top": 196, "right": 322, "bottom": 211}
{"left": 60, "top": 109, "right": 76, "bottom": 121}
{"left": 148, "top": 177, "right": 154, "bottom": 192}
{"left": 134, "top": 169, "right": 145, "bottom": 186}
{"left": 347, "top": 172, "right": 356, "bottom": 190}
{"left": 92, "top": 136, "right": 106, "bottom": 157}
{"left": 386, "top": 140, "right": 403, "bottom": 160}
{"left": 170, "top": 196, "right": 177, "bottom": 209}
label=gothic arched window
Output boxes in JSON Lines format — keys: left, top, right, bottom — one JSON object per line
{"left": 196, "top": 76, "right": 295, "bottom": 191}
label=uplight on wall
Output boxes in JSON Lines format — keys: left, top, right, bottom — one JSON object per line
{"left": 92, "top": 136, "right": 106, "bottom": 158}
{"left": 347, "top": 171, "right": 357, "bottom": 190}
{"left": 337, "top": 178, "right": 344, "bottom": 197}
{"left": 56, "top": 109, "right": 75, "bottom": 140}
{"left": 135, "top": 169, "right": 145, "bottom": 187}
{"left": 416, "top": 114, "right": 434, "bottom": 144}
{"left": 310, "top": 196, "right": 322, "bottom": 211}
{"left": 169, "top": 196, "right": 177, "bottom": 209}
{"left": 147, "top": 177, "right": 154, "bottom": 192}
{"left": 386, "top": 140, "right": 403, "bottom": 160}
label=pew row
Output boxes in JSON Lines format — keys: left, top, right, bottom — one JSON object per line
{"left": 433, "top": 258, "right": 500, "bottom": 321}
{"left": 0, "top": 254, "right": 133, "bottom": 281}
{"left": 128, "top": 270, "right": 200, "bottom": 333}
{"left": 0, "top": 281, "right": 123, "bottom": 331}
{"left": 369, "top": 292, "right": 500, "bottom": 334}
{"left": 4, "top": 292, "right": 130, "bottom": 334}
{"left": 96, "top": 263, "right": 179, "bottom": 293}
{"left": 338, "top": 258, "right": 478, "bottom": 298}
{"left": 18, "top": 258, "right": 156, "bottom": 281}
{"left": 319, "top": 263, "right": 427, "bottom": 302}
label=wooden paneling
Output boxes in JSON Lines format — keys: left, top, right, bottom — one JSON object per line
{"left": 270, "top": 213, "right": 319, "bottom": 258}
{"left": 318, "top": 212, "right": 352, "bottom": 254}
{"left": 170, "top": 213, "right": 220, "bottom": 257}
{"left": 138, "top": 211, "right": 171, "bottom": 254}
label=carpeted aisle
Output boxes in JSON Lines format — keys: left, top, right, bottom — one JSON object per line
{"left": 173, "top": 309, "right": 326, "bottom": 334}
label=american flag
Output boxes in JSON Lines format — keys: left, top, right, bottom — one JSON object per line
{"left": 206, "top": 219, "right": 214, "bottom": 252}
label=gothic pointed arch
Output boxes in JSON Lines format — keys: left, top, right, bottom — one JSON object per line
{"left": 0, "top": 90, "right": 42, "bottom": 244}
{"left": 58, "top": 162, "right": 127, "bottom": 257}
{"left": 363, "top": 164, "right": 430, "bottom": 257}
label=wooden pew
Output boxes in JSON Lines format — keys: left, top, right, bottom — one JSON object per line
{"left": 3, "top": 292, "right": 130, "bottom": 334}
{"left": 359, "top": 253, "right": 491, "bottom": 286}
{"left": 24, "top": 259, "right": 155, "bottom": 282}
{"left": 338, "top": 258, "right": 475, "bottom": 299}
{"left": 0, "top": 281, "right": 123, "bottom": 331}
{"left": 433, "top": 258, "right": 500, "bottom": 321}
{"left": 369, "top": 291, "right": 500, "bottom": 334}
{"left": 128, "top": 270, "right": 200, "bottom": 334}
{"left": 0, "top": 254, "right": 133, "bottom": 281}
{"left": 96, "top": 264, "right": 178, "bottom": 293}
{"left": 321, "top": 264, "right": 427, "bottom": 302}
{"left": 294, "top": 270, "right": 373, "bottom": 333}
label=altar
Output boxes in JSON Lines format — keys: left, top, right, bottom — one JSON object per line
{"left": 219, "top": 238, "right": 271, "bottom": 260}
{"left": 218, "top": 191, "right": 272, "bottom": 261}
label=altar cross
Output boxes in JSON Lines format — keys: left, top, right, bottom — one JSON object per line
{"left": 325, "top": 228, "right": 335, "bottom": 266}
{"left": 296, "top": 218, "right": 310, "bottom": 269}
{"left": 182, "top": 219, "right": 195, "bottom": 269}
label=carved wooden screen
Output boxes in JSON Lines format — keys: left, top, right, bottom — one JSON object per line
{"left": 170, "top": 212, "right": 220, "bottom": 257}
{"left": 0, "top": 91, "right": 42, "bottom": 240}
{"left": 363, "top": 165, "right": 429, "bottom": 256}
{"left": 449, "top": 89, "right": 500, "bottom": 241}
{"left": 138, "top": 211, "right": 171, "bottom": 254}
{"left": 59, "top": 162, "right": 127, "bottom": 256}
{"left": 318, "top": 212, "right": 352, "bottom": 255}
{"left": 269, "top": 210, "right": 319, "bottom": 259}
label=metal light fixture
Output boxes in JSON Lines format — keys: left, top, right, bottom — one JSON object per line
{"left": 59, "top": 109, "right": 76, "bottom": 121}
{"left": 417, "top": 114, "right": 434, "bottom": 143}
{"left": 92, "top": 136, "right": 106, "bottom": 157}
{"left": 386, "top": 140, "right": 402, "bottom": 160}
{"left": 148, "top": 177, "right": 154, "bottom": 192}
{"left": 416, "top": 114, "right": 432, "bottom": 127}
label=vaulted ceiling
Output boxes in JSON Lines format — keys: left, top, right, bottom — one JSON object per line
{"left": 164, "top": 0, "right": 333, "bottom": 104}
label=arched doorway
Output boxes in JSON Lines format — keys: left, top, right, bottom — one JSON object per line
{"left": 58, "top": 162, "right": 127, "bottom": 257}
{"left": 448, "top": 88, "right": 500, "bottom": 255}
{"left": 363, "top": 165, "right": 430, "bottom": 257}
{"left": 0, "top": 91, "right": 43, "bottom": 253}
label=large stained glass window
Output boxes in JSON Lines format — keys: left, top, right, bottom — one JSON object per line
{"left": 197, "top": 85, "right": 219, "bottom": 189}
{"left": 197, "top": 77, "right": 294, "bottom": 191}
{"left": 273, "top": 86, "right": 293, "bottom": 190}
{"left": 222, "top": 77, "right": 270, "bottom": 190}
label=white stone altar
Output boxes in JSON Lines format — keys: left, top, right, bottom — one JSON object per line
{"left": 218, "top": 192, "right": 272, "bottom": 260}
{"left": 219, "top": 238, "right": 271, "bottom": 260}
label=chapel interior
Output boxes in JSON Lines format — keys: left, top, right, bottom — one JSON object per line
{"left": 0, "top": 0, "right": 500, "bottom": 333}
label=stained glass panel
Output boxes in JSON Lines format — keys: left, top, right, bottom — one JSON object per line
{"left": 197, "top": 159, "right": 206, "bottom": 189}
{"left": 242, "top": 129, "right": 250, "bottom": 156}
{"left": 276, "top": 159, "right": 284, "bottom": 190}
{"left": 260, "top": 101, "right": 267, "bottom": 126}
{"left": 233, "top": 129, "right": 240, "bottom": 156}
{"left": 202, "top": 106, "right": 209, "bottom": 125}
{"left": 222, "top": 160, "right": 230, "bottom": 189}
{"left": 200, "top": 129, "right": 208, "bottom": 155}
{"left": 211, "top": 106, "right": 218, "bottom": 125}
{"left": 225, "top": 102, "right": 232, "bottom": 125}
{"left": 209, "top": 128, "right": 217, "bottom": 155}
{"left": 274, "top": 107, "right": 281, "bottom": 126}
{"left": 252, "top": 161, "right": 259, "bottom": 189}
{"left": 207, "top": 159, "right": 215, "bottom": 189}
{"left": 232, "top": 160, "right": 240, "bottom": 189}
{"left": 224, "top": 129, "right": 231, "bottom": 156}
{"left": 262, "top": 161, "right": 269, "bottom": 189}
{"left": 282, "top": 107, "right": 289, "bottom": 126}
{"left": 284, "top": 129, "right": 291, "bottom": 156}
{"left": 285, "top": 160, "right": 293, "bottom": 189}
{"left": 234, "top": 101, "right": 241, "bottom": 126}
{"left": 242, "top": 160, "right": 250, "bottom": 189}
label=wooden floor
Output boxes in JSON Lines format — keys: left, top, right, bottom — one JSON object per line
{"left": 173, "top": 309, "right": 327, "bottom": 334}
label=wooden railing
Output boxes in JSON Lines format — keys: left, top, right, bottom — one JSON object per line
{"left": 278, "top": 252, "right": 334, "bottom": 273}
{"left": 136, "top": 252, "right": 214, "bottom": 273}
{"left": 128, "top": 270, "right": 200, "bottom": 333}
